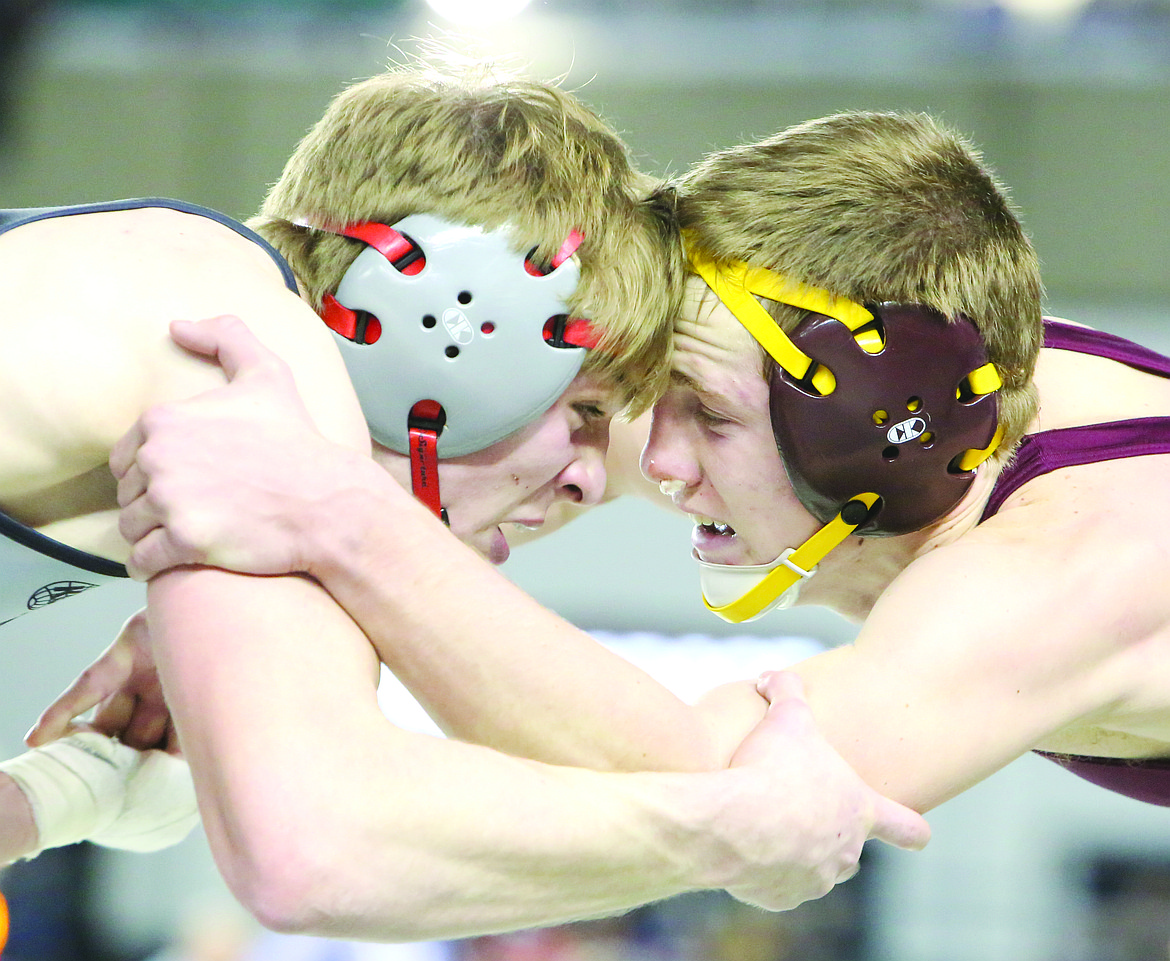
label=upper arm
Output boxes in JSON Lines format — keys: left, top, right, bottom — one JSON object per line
{"left": 0, "top": 208, "right": 367, "bottom": 497}
{"left": 787, "top": 543, "right": 1085, "bottom": 812}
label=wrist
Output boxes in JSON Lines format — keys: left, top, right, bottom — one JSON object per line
{"left": 0, "top": 772, "right": 39, "bottom": 864}
{"left": 622, "top": 770, "right": 734, "bottom": 896}
{"left": 0, "top": 734, "right": 132, "bottom": 857}
{"left": 642, "top": 768, "right": 781, "bottom": 896}
{"left": 308, "top": 450, "right": 419, "bottom": 585}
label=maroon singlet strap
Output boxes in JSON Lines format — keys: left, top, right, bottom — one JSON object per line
{"left": 981, "top": 320, "right": 1170, "bottom": 521}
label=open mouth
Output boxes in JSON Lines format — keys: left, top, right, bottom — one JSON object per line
{"left": 691, "top": 514, "right": 736, "bottom": 536}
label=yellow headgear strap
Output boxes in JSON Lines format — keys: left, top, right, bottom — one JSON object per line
{"left": 685, "top": 237, "right": 1005, "bottom": 474}
{"left": 685, "top": 239, "right": 880, "bottom": 396}
{"left": 702, "top": 494, "right": 880, "bottom": 623}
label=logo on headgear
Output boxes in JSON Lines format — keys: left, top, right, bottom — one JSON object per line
{"left": 887, "top": 415, "right": 928, "bottom": 444}
{"left": 442, "top": 308, "right": 474, "bottom": 345}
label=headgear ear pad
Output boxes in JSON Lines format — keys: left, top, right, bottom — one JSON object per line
{"left": 769, "top": 305, "right": 1000, "bottom": 535}
{"left": 327, "top": 214, "right": 589, "bottom": 458}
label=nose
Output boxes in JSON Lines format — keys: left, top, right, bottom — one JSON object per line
{"left": 640, "top": 396, "right": 699, "bottom": 492}
{"left": 555, "top": 420, "right": 610, "bottom": 507}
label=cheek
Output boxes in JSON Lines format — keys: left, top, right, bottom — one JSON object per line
{"left": 434, "top": 463, "right": 487, "bottom": 515}
{"left": 510, "top": 427, "right": 575, "bottom": 489}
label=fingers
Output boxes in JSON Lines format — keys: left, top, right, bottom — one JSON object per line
{"left": 867, "top": 794, "right": 932, "bottom": 852}
{"left": 751, "top": 671, "right": 815, "bottom": 734}
{"left": 27, "top": 648, "right": 132, "bottom": 747}
{"left": 756, "top": 669, "right": 805, "bottom": 703}
{"left": 169, "top": 315, "right": 269, "bottom": 382}
{"left": 114, "top": 314, "right": 264, "bottom": 485}
{"left": 89, "top": 692, "right": 136, "bottom": 740}
{"left": 112, "top": 698, "right": 170, "bottom": 752}
{"left": 125, "top": 531, "right": 174, "bottom": 582}
{"left": 26, "top": 699, "right": 83, "bottom": 747}
{"left": 755, "top": 667, "right": 931, "bottom": 853}
{"left": 115, "top": 459, "right": 147, "bottom": 511}
{"left": 729, "top": 686, "right": 818, "bottom": 771}
{"left": 109, "top": 419, "right": 145, "bottom": 481}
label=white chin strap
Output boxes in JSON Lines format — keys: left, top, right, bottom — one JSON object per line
{"left": 697, "top": 493, "right": 880, "bottom": 624}
{"left": 698, "top": 549, "right": 815, "bottom": 623}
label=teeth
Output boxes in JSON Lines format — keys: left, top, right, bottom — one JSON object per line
{"left": 689, "top": 514, "right": 734, "bottom": 535}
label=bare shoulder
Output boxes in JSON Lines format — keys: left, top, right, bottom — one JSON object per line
{"left": 0, "top": 205, "right": 364, "bottom": 496}
{"left": 860, "top": 490, "right": 1170, "bottom": 711}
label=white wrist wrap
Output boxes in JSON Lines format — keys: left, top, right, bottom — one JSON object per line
{"left": 0, "top": 732, "right": 199, "bottom": 857}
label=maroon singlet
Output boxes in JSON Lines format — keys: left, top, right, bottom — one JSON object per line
{"left": 981, "top": 319, "right": 1170, "bottom": 805}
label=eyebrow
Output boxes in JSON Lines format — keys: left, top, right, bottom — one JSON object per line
{"left": 669, "top": 369, "right": 735, "bottom": 413}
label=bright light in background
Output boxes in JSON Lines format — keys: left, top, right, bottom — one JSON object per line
{"left": 945, "top": 0, "right": 1093, "bottom": 21}
{"left": 997, "top": 0, "right": 1090, "bottom": 19}
{"left": 424, "top": 0, "right": 535, "bottom": 26}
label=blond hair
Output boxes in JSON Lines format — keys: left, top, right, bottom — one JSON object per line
{"left": 250, "top": 63, "right": 682, "bottom": 413}
{"left": 675, "top": 110, "right": 1043, "bottom": 459}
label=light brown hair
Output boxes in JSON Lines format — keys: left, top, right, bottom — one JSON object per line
{"left": 251, "top": 63, "right": 682, "bottom": 413}
{"left": 675, "top": 110, "right": 1043, "bottom": 458}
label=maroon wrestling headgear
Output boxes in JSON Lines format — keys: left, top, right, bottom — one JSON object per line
{"left": 771, "top": 303, "right": 1001, "bottom": 534}
{"left": 686, "top": 244, "right": 1003, "bottom": 622}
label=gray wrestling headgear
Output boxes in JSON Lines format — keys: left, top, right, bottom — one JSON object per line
{"left": 318, "top": 214, "right": 596, "bottom": 520}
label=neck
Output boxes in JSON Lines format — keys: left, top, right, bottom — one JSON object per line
{"left": 800, "top": 464, "right": 1003, "bottom": 620}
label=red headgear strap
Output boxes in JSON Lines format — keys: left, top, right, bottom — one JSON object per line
{"left": 314, "top": 220, "right": 596, "bottom": 527}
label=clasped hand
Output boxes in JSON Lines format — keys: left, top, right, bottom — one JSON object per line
{"left": 112, "top": 315, "right": 374, "bottom": 582}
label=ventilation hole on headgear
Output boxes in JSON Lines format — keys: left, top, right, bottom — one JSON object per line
{"left": 882, "top": 445, "right": 900, "bottom": 461}
{"left": 919, "top": 431, "right": 935, "bottom": 447}
{"left": 457, "top": 291, "right": 472, "bottom": 305}
{"left": 422, "top": 314, "right": 437, "bottom": 329}
{"left": 872, "top": 409, "right": 889, "bottom": 426}
{"left": 524, "top": 246, "right": 550, "bottom": 276}
{"left": 481, "top": 322, "right": 496, "bottom": 335}
{"left": 445, "top": 345, "right": 460, "bottom": 358}
{"left": 906, "top": 396, "right": 922, "bottom": 412}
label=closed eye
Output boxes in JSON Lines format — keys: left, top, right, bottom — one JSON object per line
{"left": 574, "top": 402, "right": 609, "bottom": 423}
{"left": 695, "top": 401, "right": 737, "bottom": 430}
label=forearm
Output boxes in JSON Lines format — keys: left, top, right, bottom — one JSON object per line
{"left": 145, "top": 570, "right": 774, "bottom": 940}
{"left": 310, "top": 486, "right": 739, "bottom": 772}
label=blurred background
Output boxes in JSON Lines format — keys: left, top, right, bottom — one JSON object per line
{"left": 3, "top": 0, "right": 1170, "bottom": 958}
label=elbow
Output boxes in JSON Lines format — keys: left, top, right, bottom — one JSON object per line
{"left": 209, "top": 824, "right": 430, "bottom": 940}
{"left": 235, "top": 872, "right": 320, "bottom": 936}
{"left": 201, "top": 810, "right": 342, "bottom": 936}
{"left": 214, "top": 832, "right": 329, "bottom": 935}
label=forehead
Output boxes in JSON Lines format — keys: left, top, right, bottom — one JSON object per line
{"left": 672, "top": 277, "right": 768, "bottom": 401}
{"left": 559, "top": 369, "right": 623, "bottom": 404}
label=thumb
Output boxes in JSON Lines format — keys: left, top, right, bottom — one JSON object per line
{"left": 868, "top": 794, "right": 932, "bottom": 852}
{"left": 730, "top": 673, "right": 816, "bottom": 768}
{"left": 756, "top": 669, "right": 805, "bottom": 704}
